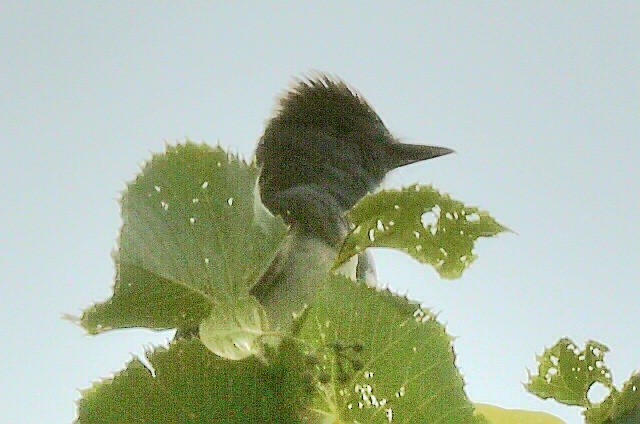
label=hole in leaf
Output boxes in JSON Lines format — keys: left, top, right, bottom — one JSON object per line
{"left": 587, "top": 382, "right": 610, "bottom": 404}
{"left": 466, "top": 212, "right": 480, "bottom": 222}
{"left": 421, "top": 211, "right": 437, "bottom": 229}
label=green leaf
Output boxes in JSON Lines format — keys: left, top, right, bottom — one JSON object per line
{"left": 585, "top": 372, "right": 640, "bottom": 424}
{"left": 474, "top": 403, "right": 566, "bottom": 423}
{"left": 338, "top": 185, "right": 509, "bottom": 279}
{"left": 526, "top": 338, "right": 613, "bottom": 407}
{"left": 198, "top": 296, "right": 270, "bottom": 360}
{"left": 76, "top": 338, "right": 312, "bottom": 423}
{"left": 607, "top": 372, "right": 640, "bottom": 422}
{"left": 79, "top": 142, "right": 287, "bottom": 336}
{"left": 527, "top": 339, "right": 640, "bottom": 424}
{"left": 295, "top": 274, "right": 482, "bottom": 423}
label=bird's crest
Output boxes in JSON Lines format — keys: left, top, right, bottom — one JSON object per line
{"left": 273, "top": 73, "right": 386, "bottom": 137}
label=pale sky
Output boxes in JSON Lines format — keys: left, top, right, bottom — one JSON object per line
{"left": 2, "top": 3, "right": 638, "bottom": 423}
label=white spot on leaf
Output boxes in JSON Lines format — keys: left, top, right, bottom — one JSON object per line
{"left": 466, "top": 212, "right": 480, "bottom": 222}
{"left": 421, "top": 211, "right": 438, "bottom": 230}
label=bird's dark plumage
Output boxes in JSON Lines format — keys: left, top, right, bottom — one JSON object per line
{"left": 256, "top": 75, "right": 452, "bottom": 244}
{"left": 256, "top": 77, "right": 388, "bottom": 235}
{"left": 251, "top": 74, "right": 453, "bottom": 329}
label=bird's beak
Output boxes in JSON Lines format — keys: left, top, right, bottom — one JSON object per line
{"left": 387, "top": 143, "right": 455, "bottom": 169}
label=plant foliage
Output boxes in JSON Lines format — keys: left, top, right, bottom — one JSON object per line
{"left": 338, "top": 185, "right": 510, "bottom": 279}
{"left": 527, "top": 339, "right": 640, "bottom": 424}
{"left": 73, "top": 142, "right": 638, "bottom": 424}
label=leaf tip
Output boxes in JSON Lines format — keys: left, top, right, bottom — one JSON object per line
{"left": 62, "top": 312, "right": 81, "bottom": 325}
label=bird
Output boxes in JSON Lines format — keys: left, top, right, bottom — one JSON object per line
{"left": 250, "top": 73, "right": 453, "bottom": 331}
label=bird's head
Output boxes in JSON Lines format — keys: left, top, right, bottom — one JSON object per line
{"left": 256, "top": 73, "right": 453, "bottom": 212}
